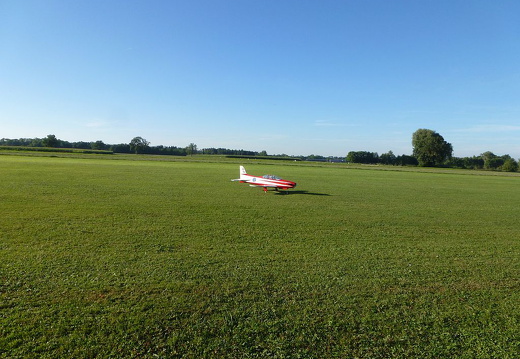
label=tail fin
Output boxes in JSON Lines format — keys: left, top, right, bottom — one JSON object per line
{"left": 232, "top": 166, "right": 249, "bottom": 182}
{"left": 239, "top": 166, "right": 247, "bottom": 180}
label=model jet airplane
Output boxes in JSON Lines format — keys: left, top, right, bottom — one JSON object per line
{"left": 231, "top": 166, "right": 297, "bottom": 193}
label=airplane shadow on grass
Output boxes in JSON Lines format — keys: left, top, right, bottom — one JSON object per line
{"left": 274, "top": 190, "right": 331, "bottom": 196}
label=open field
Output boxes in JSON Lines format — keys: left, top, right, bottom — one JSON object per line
{"left": 1, "top": 154, "right": 519, "bottom": 358}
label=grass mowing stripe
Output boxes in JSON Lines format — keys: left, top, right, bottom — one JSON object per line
{"left": 1, "top": 155, "right": 519, "bottom": 357}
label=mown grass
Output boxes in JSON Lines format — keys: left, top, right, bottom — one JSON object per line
{"left": 1, "top": 155, "right": 519, "bottom": 358}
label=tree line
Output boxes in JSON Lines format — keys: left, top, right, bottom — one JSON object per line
{"left": 0, "top": 135, "right": 274, "bottom": 158}
{"left": 0, "top": 135, "right": 188, "bottom": 156}
{"left": 1, "top": 134, "right": 347, "bottom": 161}
{"left": 2, "top": 130, "right": 518, "bottom": 172}
{"left": 347, "top": 128, "right": 519, "bottom": 172}
{"left": 347, "top": 150, "right": 518, "bottom": 171}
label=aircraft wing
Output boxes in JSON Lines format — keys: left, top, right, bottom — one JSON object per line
{"left": 248, "top": 181, "right": 294, "bottom": 188}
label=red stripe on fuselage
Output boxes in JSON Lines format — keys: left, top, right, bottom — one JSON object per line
{"left": 244, "top": 175, "right": 296, "bottom": 188}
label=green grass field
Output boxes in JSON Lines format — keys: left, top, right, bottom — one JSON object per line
{"left": 1, "top": 154, "right": 519, "bottom": 358}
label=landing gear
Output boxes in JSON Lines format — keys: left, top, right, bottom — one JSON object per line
{"left": 262, "top": 187, "right": 289, "bottom": 194}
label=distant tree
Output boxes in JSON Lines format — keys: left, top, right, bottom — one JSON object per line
{"left": 380, "top": 150, "right": 396, "bottom": 165}
{"left": 478, "top": 152, "right": 519, "bottom": 171}
{"left": 71, "top": 141, "right": 91, "bottom": 149}
{"left": 412, "top": 129, "right": 453, "bottom": 166}
{"left": 346, "top": 151, "right": 379, "bottom": 164}
{"left": 480, "top": 151, "right": 496, "bottom": 165}
{"left": 111, "top": 143, "right": 132, "bottom": 153}
{"left": 186, "top": 143, "right": 197, "bottom": 156}
{"left": 129, "top": 137, "right": 150, "bottom": 154}
{"left": 445, "top": 157, "right": 465, "bottom": 168}
{"left": 480, "top": 152, "right": 498, "bottom": 170}
{"left": 485, "top": 157, "right": 504, "bottom": 170}
{"left": 0, "top": 138, "right": 25, "bottom": 146}
{"left": 91, "top": 140, "right": 106, "bottom": 150}
{"left": 42, "top": 134, "right": 59, "bottom": 147}
{"left": 463, "top": 156, "right": 484, "bottom": 170}
{"left": 30, "top": 138, "right": 43, "bottom": 147}
{"left": 306, "top": 154, "right": 326, "bottom": 161}
{"left": 394, "top": 155, "right": 418, "bottom": 166}
{"left": 502, "top": 158, "right": 519, "bottom": 172}
{"left": 148, "top": 145, "right": 186, "bottom": 156}
{"left": 258, "top": 150, "right": 268, "bottom": 156}
{"left": 202, "top": 148, "right": 217, "bottom": 155}
{"left": 61, "top": 140, "right": 72, "bottom": 148}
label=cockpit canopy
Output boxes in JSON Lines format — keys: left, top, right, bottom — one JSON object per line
{"left": 262, "top": 174, "right": 281, "bottom": 180}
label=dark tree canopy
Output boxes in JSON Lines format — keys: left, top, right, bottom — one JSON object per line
{"left": 42, "top": 134, "right": 59, "bottom": 148}
{"left": 186, "top": 143, "right": 197, "bottom": 156}
{"left": 129, "top": 137, "right": 150, "bottom": 154}
{"left": 346, "top": 151, "right": 379, "bottom": 164}
{"left": 412, "top": 129, "right": 453, "bottom": 166}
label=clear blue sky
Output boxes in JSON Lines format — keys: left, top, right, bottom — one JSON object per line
{"left": 1, "top": 0, "right": 519, "bottom": 158}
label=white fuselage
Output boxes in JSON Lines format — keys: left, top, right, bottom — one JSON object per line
{"left": 232, "top": 166, "right": 297, "bottom": 191}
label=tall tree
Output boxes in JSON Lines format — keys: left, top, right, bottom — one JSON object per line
{"left": 380, "top": 150, "right": 396, "bottom": 165}
{"left": 412, "top": 129, "right": 453, "bottom": 166}
{"left": 129, "top": 137, "right": 150, "bottom": 154}
{"left": 502, "top": 157, "right": 519, "bottom": 172}
{"left": 42, "top": 134, "right": 59, "bottom": 147}
{"left": 186, "top": 143, "right": 197, "bottom": 156}
{"left": 91, "top": 140, "right": 106, "bottom": 150}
